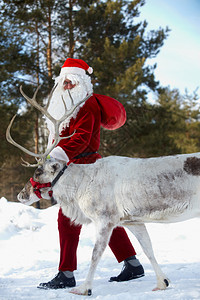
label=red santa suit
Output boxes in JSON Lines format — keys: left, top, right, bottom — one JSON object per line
{"left": 47, "top": 58, "right": 136, "bottom": 272}
{"left": 53, "top": 93, "right": 136, "bottom": 272}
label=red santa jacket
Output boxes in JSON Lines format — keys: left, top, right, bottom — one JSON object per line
{"left": 56, "top": 94, "right": 126, "bottom": 165}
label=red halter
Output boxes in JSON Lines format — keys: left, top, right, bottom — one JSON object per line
{"left": 29, "top": 164, "right": 68, "bottom": 199}
{"left": 30, "top": 178, "right": 53, "bottom": 199}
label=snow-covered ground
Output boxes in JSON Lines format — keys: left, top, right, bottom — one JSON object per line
{"left": 0, "top": 196, "right": 200, "bottom": 300}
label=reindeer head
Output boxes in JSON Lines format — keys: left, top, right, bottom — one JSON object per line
{"left": 17, "top": 158, "right": 66, "bottom": 205}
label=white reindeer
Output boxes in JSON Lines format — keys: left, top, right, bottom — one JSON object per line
{"left": 6, "top": 86, "right": 200, "bottom": 296}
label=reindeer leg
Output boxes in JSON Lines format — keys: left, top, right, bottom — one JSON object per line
{"left": 70, "top": 222, "right": 114, "bottom": 296}
{"left": 126, "top": 223, "right": 170, "bottom": 291}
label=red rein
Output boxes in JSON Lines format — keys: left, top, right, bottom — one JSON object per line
{"left": 30, "top": 178, "right": 53, "bottom": 199}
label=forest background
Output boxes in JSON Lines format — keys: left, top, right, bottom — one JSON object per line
{"left": 0, "top": 0, "right": 199, "bottom": 208}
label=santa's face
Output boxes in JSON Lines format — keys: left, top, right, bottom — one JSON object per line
{"left": 46, "top": 73, "right": 93, "bottom": 133}
{"left": 63, "top": 79, "right": 76, "bottom": 90}
{"left": 57, "top": 73, "right": 92, "bottom": 108}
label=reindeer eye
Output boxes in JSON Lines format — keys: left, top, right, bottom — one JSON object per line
{"left": 34, "top": 167, "right": 43, "bottom": 179}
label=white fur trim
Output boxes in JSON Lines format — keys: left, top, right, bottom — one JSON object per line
{"left": 60, "top": 67, "right": 85, "bottom": 77}
{"left": 49, "top": 146, "right": 69, "bottom": 163}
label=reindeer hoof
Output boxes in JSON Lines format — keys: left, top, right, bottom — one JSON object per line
{"left": 70, "top": 287, "right": 92, "bottom": 296}
{"left": 152, "top": 278, "right": 170, "bottom": 291}
{"left": 164, "top": 279, "right": 169, "bottom": 287}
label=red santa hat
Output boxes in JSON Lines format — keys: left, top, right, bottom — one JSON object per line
{"left": 60, "top": 58, "right": 93, "bottom": 77}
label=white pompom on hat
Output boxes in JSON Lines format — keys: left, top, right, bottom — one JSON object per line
{"left": 59, "top": 58, "right": 93, "bottom": 77}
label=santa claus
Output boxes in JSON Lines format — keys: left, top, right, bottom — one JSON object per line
{"left": 38, "top": 58, "right": 144, "bottom": 289}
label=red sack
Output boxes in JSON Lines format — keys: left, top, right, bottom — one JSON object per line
{"left": 94, "top": 94, "right": 126, "bottom": 130}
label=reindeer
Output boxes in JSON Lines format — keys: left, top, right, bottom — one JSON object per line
{"left": 6, "top": 86, "right": 200, "bottom": 296}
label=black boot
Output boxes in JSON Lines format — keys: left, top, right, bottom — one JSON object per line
{"left": 109, "top": 261, "right": 144, "bottom": 282}
{"left": 37, "top": 271, "right": 76, "bottom": 289}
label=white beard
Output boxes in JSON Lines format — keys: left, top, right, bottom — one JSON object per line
{"left": 46, "top": 73, "right": 93, "bottom": 140}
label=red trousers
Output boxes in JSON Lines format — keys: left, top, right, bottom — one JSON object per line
{"left": 58, "top": 208, "right": 136, "bottom": 271}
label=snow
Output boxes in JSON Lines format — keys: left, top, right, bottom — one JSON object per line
{"left": 0, "top": 196, "right": 200, "bottom": 300}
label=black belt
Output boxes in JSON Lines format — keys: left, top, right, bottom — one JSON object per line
{"left": 73, "top": 152, "right": 98, "bottom": 159}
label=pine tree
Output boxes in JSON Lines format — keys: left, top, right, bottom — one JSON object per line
{"left": 0, "top": 0, "right": 178, "bottom": 204}
{"left": 76, "top": 0, "right": 169, "bottom": 155}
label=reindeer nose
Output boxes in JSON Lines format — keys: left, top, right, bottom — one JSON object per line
{"left": 17, "top": 192, "right": 24, "bottom": 202}
{"left": 17, "top": 189, "right": 28, "bottom": 203}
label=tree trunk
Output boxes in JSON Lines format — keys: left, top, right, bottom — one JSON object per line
{"left": 35, "top": 19, "right": 40, "bottom": 209}
{"left": 69, "top": 0, "right": 75, "bottom": 58}
{"left": 47, "top": 4, "right": 52, "bottom": 88}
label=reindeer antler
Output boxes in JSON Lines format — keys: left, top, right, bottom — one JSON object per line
{"left": 6, "top": 85, "right": 92, "bottom": 167}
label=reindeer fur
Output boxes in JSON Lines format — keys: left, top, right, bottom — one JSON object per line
{"left": 18, "top": 153, "right": 200, "bottom": 295}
